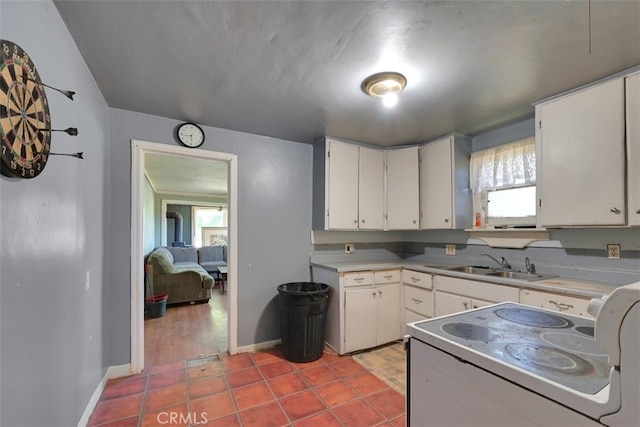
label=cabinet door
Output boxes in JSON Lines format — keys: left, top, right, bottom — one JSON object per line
{"left": 537, "top": 78, "right": 625, "bottom": 226}
{"left": 434, "top": 292, "right": 471, "bottom": 317}
{"left": 420, "top": 137, "right": 453, "bottom": 229}
{"left": 359, "top": 146, "right": 385, "bottom": 229}
{"left": 386, "top": 146, "right": 420, "bottom": 229}
{"left": 376, "top": 283, "right": 402, "bottom": 345}
{"left": 327, "top": 140, "right": 359, "bottom": 229}
{"left": 627, "top": 72, "right": 640, "bottom": 226}
{"left": 344, "top": 287, "right": 377, "bottom": 353}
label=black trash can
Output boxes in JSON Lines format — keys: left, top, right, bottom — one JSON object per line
{"left": 277, "top": 282, "right": 330, "bottom": 363}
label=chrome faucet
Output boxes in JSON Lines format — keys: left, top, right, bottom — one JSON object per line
{"left": 525, "top": 257, "right": 536, "bottom": 274}
{"left": 482, "top": 253, "right": 512, "bottom": 269}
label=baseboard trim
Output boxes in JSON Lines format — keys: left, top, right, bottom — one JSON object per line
{"left": 236, "top": 339, "right": 281, "bottom": 354}
{"left": 78, "top": 364, "right": 132, "bottom": 427}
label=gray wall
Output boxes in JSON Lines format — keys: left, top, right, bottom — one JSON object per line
{"left": 108, "top": 108, "right": 313, "bottom": 365}
{"left": 0, "top": 1, "right": 110, "bottom": 425}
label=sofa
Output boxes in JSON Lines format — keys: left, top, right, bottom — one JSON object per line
{"left": 197, "top": 245, "right": 227, "bottom": 272}
{"left": 197, "top": 245, "right": 228, "bottom": 292}
{"left": 146, "top": 246, "right": 214, "bottom": 304}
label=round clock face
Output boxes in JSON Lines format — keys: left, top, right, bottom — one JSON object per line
{"left": 0, "top": 40, "right": 51, "bottom": 178}
{"left": 176, "top": 122, "right": 205, "bottom": 148}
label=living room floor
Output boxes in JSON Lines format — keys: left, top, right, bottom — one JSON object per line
{"left": 89, "top": 284, "right": 406, "bottom": 426}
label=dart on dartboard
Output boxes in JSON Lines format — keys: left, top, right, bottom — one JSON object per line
{"left": 26, "top": 77, "right": 75, "bottom": 100}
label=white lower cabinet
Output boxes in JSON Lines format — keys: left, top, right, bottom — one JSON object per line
{"left": 343, "top": 269, "right": 402, "bottom": 354}
{"left": 434, "top": 275, "right": 519, "bottom": 317}
{"left": 402, "top": 269, "right": 434, "bottom": 324}
{"left": 519, "top": 288, "right": 593, "bottom": 318}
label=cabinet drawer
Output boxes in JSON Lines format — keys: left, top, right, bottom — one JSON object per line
{"left": 520, "top": 289, "right": 593, "bottom": 318}
{"left": 435, "top": 275, "right": 519, "bottom": 302}
{"left": 404, "top": 285, "right": 434, "bottom": 317}
{"left": 402, "top": 269, "right": 432, "bottom": 289}
{"left": 343, "top": 271, "right": 374, "bottom": 287}
{"left": 374, "top": 269, "right": 401, "bottom": 284}
{"left": 405, "top": 308, "right": 428, "bottom": 325}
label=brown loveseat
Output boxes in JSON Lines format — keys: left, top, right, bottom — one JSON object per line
{"left": 146, "top": 246, "right": 214, "bottom": 304}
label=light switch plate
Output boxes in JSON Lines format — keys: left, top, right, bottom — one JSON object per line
{"left": 345, "top": 243, "right": 355, "bottom": 254}
{"left": 607, "top": 244, "right": 621, "bottom": 260}
{"left": 445, "top": 244, "right": 456, "bottom": 256}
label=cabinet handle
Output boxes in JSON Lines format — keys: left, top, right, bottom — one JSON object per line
{"left": 413, "top": 220, "right": 417, "bottom": 224}
{"left": 410, "top": 277, "right": 420, "bottom": 283}
{"left": 463, "top": 301, "right": 468, "bottom": 308}
{"left": 472, "top": 304, "right": 478, "bottom": 309}
{"left": 383, "top": 275, "right": 393, "bottom": 280}
{"left": 636, "top": 209, "right": 640, "bottom": 214}
{"left": 412, "top": 298, "right": 423, "bottom": 304}
{"left": 372, "top": 291, "right": 377, "bottom": 298}
{"left": 610, "top": 207, "right": 621, "bottom": 214}
{"left": 361, "top": 219, "right": 366, "bottom": 223}
{"left": 354, "top": 277, "right": 364, "bottom": 282}
{"left": 354, "top": 219, "right": 358, "bottom": 223}
{"left": 549, "top": 300, "right": 573, "bottom": 311}
{"left": 378, "top": 290, "right": 383, "bottom": 296}
{"left": 444, "top": 218, "right": 449, "bottom": 223}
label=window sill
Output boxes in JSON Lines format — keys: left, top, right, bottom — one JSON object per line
{"left": 466, "top": 228, "right": 550, "bottom": 248}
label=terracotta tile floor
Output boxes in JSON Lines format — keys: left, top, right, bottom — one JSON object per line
{"left": 89, "top": 347, "right": 406, "bottom": 426}
{"left": 352, "top": 342, "right": 406, "bottom": 395}
{"left": 92, "top": 283, "right": 406, "bottom": 425}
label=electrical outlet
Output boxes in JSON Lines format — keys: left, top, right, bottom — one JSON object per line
{"left": 345, "top": 243, "right": 355, "bottom": 254}
{"left": 445, "top": 244, "right": 456, "bottom": 256}
{"left": 607, "top": 244, "right": 621, "bottom": 260}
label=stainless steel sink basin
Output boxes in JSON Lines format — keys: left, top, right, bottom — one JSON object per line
{"left": 485, "top": 271, "right": 556, "bottom": 281}
{"left": 447, "top": 266, "right": 497, "bottom": 275}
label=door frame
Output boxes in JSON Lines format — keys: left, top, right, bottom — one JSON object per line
{"left": 131, "top": 139, "right": 238, "bottom": 373}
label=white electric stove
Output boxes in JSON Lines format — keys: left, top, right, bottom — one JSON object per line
{"left": 406, "top": 282, "right": 640, "bottom": 426}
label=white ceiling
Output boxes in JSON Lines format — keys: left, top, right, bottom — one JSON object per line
{"left": 54, "top": 1, "right": 639, "bottom": 148}
{"left": 144, "top": 153, "right": 228, "bottom": 197}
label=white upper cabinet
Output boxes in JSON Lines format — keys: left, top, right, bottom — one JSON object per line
{"left": 358, "top": 146, "right": 385, "bottom": 229}
{"left": 627, "top": 72, "right": 640, "bottom": 226}
{"left": 536, "top": 78, "right": 626, "bottom": 226}
{"left": 327, "top": 139, "right": 360, "bottom": 229}
{"left": 386, "top": 146, "right": 420, "bottom": 229}
{"left": 316, "top": 138, "right": 384, "bottom": 230}
{"left": 419, "top": 135, "right": 472, "bottom": 229}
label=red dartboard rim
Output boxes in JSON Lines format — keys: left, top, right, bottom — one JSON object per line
{"left": 0, "top": 39, "right": 51, "bottom": 179}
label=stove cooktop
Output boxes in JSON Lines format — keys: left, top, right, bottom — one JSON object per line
{"left": 412, "top": 303, "right": 611, "bottom": 395}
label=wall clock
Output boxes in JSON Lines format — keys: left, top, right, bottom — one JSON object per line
{"left": 176, "top": 122, "right": 205, "bottom": 148}
{"left": 0, "top": 39, "right": 51, "bottom": 178}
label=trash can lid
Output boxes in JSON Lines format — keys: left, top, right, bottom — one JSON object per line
{"left": 278, "top": 282, "right": 329, "bottom": 295}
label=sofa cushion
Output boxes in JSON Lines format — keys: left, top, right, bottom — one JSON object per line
{"left": 199, "top": 261, "right": 227, "bottom": 273}
{"left": 197, "top": 245, "right": 225, "bottom": 263}
{"left": 149, "top": 248, "right": 176, "bottom": 274}
{"left": 167, "top": 246, "right": 197, "bottom": 263}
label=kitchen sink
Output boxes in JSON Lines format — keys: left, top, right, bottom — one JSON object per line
{"left": 446, "top": 266, "right": 497, "bottom": 275}
{"left": 485, "top": 271, "right": 557, "bottom": 281}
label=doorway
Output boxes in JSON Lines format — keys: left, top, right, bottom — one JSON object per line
{"left": 130, "top": 139, "right": 238, "bottom": 373}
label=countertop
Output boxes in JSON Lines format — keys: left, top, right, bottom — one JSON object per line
{"left": 310, "top": 260, "right": 620, "bottom": 299}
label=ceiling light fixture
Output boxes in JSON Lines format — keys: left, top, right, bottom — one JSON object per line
{"left": 361, "top": 71, "right": 407, "bottom": 108}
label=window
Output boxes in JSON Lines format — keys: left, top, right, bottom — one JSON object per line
{"left": 469, "top": 137, "right": 536, "bottom": 227}
{"left": 192, "top": 206, "right": 227, "bottom": 247}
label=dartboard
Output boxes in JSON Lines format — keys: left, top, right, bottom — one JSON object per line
{"left": 0, "top": 39, "right": 50, "bottom": 179}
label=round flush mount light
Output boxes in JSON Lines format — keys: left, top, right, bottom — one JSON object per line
{"left": 361, "top": 71, "right": 407, "bottom": 107}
